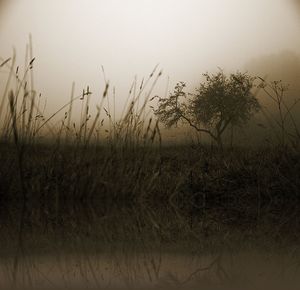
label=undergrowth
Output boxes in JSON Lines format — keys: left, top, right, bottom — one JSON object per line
{"left": 0, "top": 43, "right": 300, "bottom": 247}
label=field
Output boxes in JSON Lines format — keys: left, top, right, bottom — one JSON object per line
{"left": 0, "top": 52, "right": 300, "bottom": 289}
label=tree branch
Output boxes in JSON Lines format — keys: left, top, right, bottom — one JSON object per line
{"left": 179, "top": 113, "right": 218, "bottom": 141}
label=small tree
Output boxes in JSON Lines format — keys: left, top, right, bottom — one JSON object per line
{"left": 154, "top": 71, "right": 260, "bottom": 147}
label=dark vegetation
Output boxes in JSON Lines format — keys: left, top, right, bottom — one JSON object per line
{"left": 0, "top": 45, "right": 300, "bottom": 253}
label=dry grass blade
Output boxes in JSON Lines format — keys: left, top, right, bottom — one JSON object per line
{"left": 8, "top": 90, "right": 18, "bottom": 145}
{"left": 29, "top": 57, "right": 35, "bottom": 67}
{"left": 34, "top": 91, "right": 91, "bottom": 134}
{"left": 0, "top": 57, "right": 11, "bottom": 67}
{"left": 0, "top": 49, "right": 16, "bottom": 120}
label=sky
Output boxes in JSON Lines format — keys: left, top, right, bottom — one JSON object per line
{"left": 0, "top": 0, "right": 300, "bottom": 117}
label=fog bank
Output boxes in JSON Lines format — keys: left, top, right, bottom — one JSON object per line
{"left": 0, "top": 0, "right": 299, "bottom": 120}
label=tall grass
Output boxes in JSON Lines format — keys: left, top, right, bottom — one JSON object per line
{"left": 257, "top": 77, "right": 300, "bottom": 148}
{"left": 0, "top": 42, "right": 300, "bottom": 249}
{"left": 1, "top": 45, "right": 300, "bottom": 290}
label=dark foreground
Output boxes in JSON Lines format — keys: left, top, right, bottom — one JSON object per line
{"left": 0, "top": 142, "right": 300, "bottom": 289}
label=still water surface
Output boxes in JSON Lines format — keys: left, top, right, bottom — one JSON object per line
{"left": 0, "top": 204, "right": 299, "bottom": 290}
{"left": 1, "top": 249, "right": 300, "bottom": 290}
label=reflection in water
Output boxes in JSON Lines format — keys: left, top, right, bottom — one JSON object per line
{"left": 1, "top": 250, "right": 300, "bottom": 289}
{"left": 0, "top": 203, "right": 300, "bottom": 290}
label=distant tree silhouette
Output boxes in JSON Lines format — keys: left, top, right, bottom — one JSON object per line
{"left": 154, "top": 71, "right": 260, "bottom": 147}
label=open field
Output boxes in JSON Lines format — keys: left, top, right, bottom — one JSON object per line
{"left": 1, "top": 140, "right": 300, "bottom": 249}
{"left": 1, "top": 52, "right": 300, "bottom": 289}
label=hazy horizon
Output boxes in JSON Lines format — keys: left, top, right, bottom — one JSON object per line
{"left": 0, "top": 0, "right": 300, "bottom": 118}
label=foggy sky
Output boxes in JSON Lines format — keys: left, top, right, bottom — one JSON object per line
{"left": 0, "top": 0, "right": 300, "bottom": 118}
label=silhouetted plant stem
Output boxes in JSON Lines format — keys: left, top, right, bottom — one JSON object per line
{"left": 12, "top": 200, "right": 27, "bottom": 287}
{"left": 9, "top": 90, "right": 27, "bottom": 201}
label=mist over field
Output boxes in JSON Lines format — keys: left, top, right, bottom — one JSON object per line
{"left": 1, "top": 2, "right": 300, "bottom": 290}
{"left": 0, "top": 0, "right": 300, "bottom": 121}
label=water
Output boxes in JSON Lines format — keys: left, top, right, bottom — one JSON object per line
{"left": 1, "top": 204, "right": 299, "bottom": 290}
{"left": 1, "top": 243, "right": 300, "bottom": 289}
